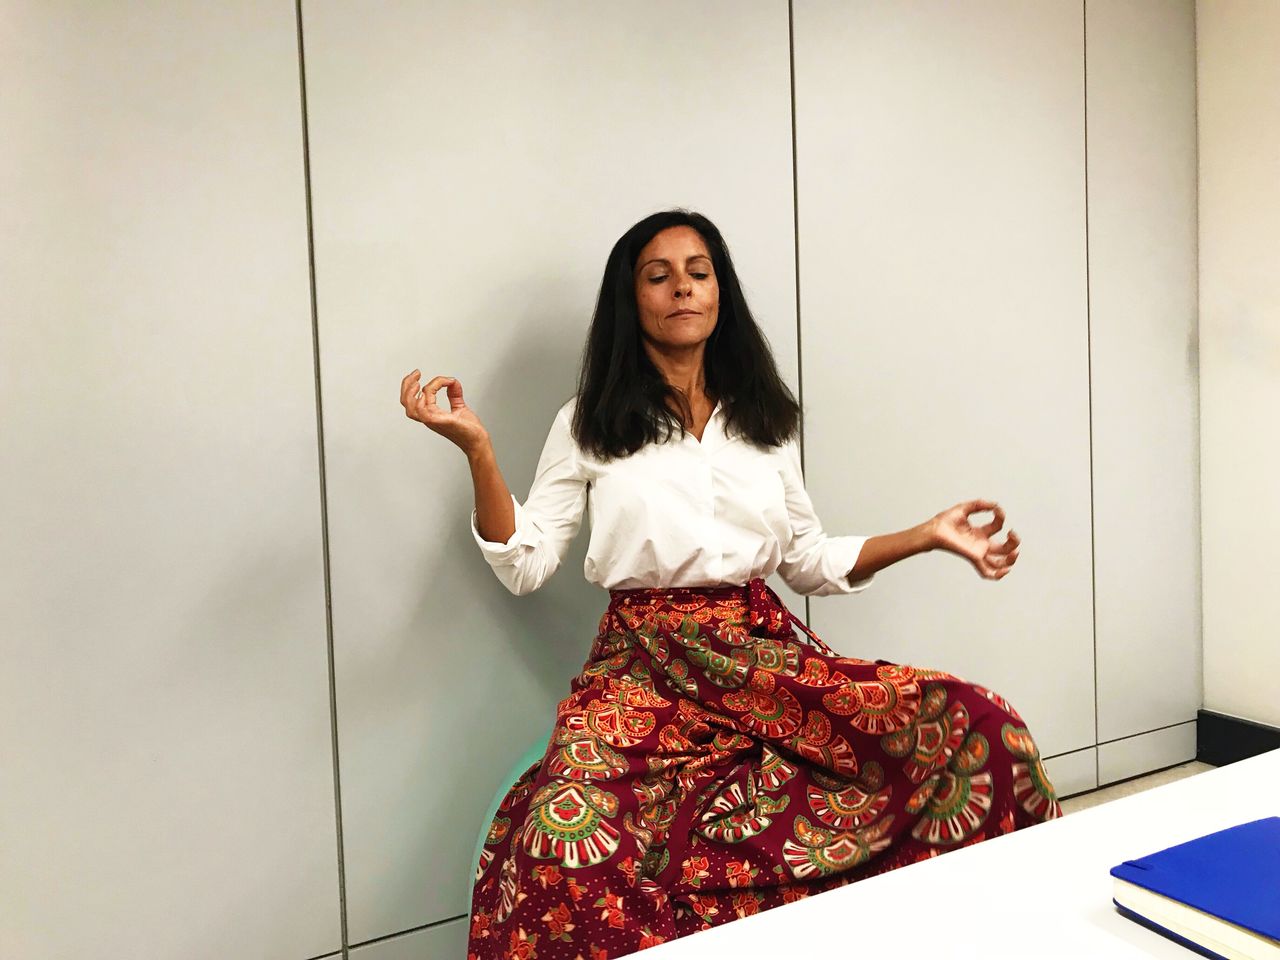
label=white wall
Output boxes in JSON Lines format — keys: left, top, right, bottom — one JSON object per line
{"left": 0, "top": 3, "right": 341, "bottom": 958}
{"left": 1086, "top": 0, "right": 1201, "bottom": 767}
{"left": 300, "top": 0, "right": 801, "bottom": 946}
{"left": 793, "top": 0, "right": 1200, "bottom": 798}
{"left": 1, "top": 2, "right": 1205, "bottom": 957}
{"left": 794, "top": 0, "right": 1095, "bottom": 763}
{"left": 1196, "top": 0, "right": 1280, "bottom": 729}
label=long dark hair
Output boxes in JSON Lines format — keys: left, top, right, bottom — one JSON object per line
{"left": 571, "top": 210, "right": 801, "bottom": 460}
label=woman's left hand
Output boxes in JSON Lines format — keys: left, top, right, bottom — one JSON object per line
{"left": 928, "top": 500, "right": 1020, "bottom": 580}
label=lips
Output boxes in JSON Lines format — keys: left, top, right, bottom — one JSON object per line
{"left": 667, "top": 309, "right": 699, "bottom": 318}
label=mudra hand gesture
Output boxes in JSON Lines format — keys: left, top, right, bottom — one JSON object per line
{"left": 399, "top": 370, "right": 489, "bottom": 456}
{"left": 929, "top": 499, "right": 1020, "bottom": 580}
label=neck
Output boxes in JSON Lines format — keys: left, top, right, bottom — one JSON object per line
{"left": 643, "top": 340, "right": 708, "bottom": 404}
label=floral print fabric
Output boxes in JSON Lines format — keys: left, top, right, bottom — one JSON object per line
{"left": 468, "top": 578, "right": 1061, "bottom": 959}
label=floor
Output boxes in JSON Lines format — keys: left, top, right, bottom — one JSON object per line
{"left": 1058, "top": 760, "right": 1216, "bottom": 814}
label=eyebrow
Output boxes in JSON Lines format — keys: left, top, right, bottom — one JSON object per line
{"left": 636, "top": 254, "right": 712, "bottom": 271}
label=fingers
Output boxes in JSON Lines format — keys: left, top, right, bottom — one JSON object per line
{"left": 420, "top": 374, "right": 455, "bottom": 399}
{"left": 988, "top": 529, "right": 1020, "bottom": 556}
{"left": 420, "top": 376, "right": 453, "bottom": 417}
{"left": 399, "top": 369, "right": 421, "bottom": 408}
{"left": 400, "top": 370, "right": 439, "bottom": 407}
{"left": 954, "top": 498, "right": 1007, "bottom": 543}
{"left": 978, "top": 558, "right": 1012, "bottom": 579}
{"left": 980, "top": 532, "right": 1020, "bottom": 579}
{"left": 968, "top": 501, "right": 1005, "bottom": 538}
{"left": 400, "top": 372, "right": 459, "bottom": 420}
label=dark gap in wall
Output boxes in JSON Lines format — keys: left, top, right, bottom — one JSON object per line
{"left": 1197, "top": 710, "right": 1280, "bottom": 766}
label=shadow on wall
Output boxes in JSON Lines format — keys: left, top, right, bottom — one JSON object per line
{"left": 421, "top": 294, "right": 608, "bottom": 906}
{"left": 448, "top": 286, "right": 607, "bottom": 677}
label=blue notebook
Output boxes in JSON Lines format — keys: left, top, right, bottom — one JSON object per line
{"left": 1110, "top": 817, "right": 1280, "bottom": 960}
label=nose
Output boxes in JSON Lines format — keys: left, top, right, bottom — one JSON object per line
{"left": 675, "top": 276, "right": 693, "bottom": 298}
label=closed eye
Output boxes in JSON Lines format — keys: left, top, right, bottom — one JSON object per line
{"left": 645, "top": 271, "right": 709, "bottom": 283}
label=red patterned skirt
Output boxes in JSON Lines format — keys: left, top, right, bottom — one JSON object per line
{"left": 468, "top": 578, "right": 1061, "bottom": 959}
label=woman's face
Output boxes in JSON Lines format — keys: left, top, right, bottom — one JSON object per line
{"left": 632, "top": 225, "right": 720, "bottom": 352}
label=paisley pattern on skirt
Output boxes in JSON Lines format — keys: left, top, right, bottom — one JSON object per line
{"left": 468, "top": 578, "right": 1061, "bottom": 959}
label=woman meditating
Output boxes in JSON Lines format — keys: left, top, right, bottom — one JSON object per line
{"left": 400, "top": 210, "right": 1061, "bottom": 959}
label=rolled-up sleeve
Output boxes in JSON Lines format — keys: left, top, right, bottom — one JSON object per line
{"left": 470, "top": 406, "right": 587, "bottom": 595}
{"left": 775, "top": 436, "right": 875, "bottom": 597}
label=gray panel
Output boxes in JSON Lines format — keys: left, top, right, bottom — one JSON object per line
{"left": 793, "top": 0, "right": 1095, "bottom": 758}
{"left": 1098, "top": 723, "right": 1197, "bottom": 786}
{"left": 301, "top": 0, "right": 798, "bottom": 939}
{"left": 1086, "top": 0, "right": 1200, "bottom": 742}
{"left": 350, "top": 918, "right": 466, "bottom": 960}
{"left": 1043, "top": 747, "right": 1099, "bottom": 800}
{"left": 0, "top": 3, "right": 341, "bottom": 959}
{"left": 1196, "top": 0, "right": 1280, "bottom": 731}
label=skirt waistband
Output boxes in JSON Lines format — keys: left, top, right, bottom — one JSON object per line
{"left": 607, "top": 576, "right": 833, "bottom": 654}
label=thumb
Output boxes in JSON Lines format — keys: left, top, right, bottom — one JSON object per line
{"left": 445, "top": 377, "right": 465, "bottom": 410}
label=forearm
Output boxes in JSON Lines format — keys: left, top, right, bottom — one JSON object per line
{"left": 467, "top": 439, "right": 517, "bottom": 543}
{"left": 846, "top": 521, "right": 938, "bottom": 584}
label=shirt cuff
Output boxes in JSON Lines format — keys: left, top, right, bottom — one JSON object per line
{"left": 470, "top": 494, "right": 531, "bottom": 564}
{"left": 816, "top": 535, "right": 876, "bottom": 596}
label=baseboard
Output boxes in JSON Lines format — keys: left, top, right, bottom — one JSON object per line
{"left": 1197, "top": 709, "right": 1280, "bottom": 766}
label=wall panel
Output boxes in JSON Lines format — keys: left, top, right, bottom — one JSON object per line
{"left": 1043, "top": 748, "right": 1099, "bottom": 799}
{"left": 1086, "top": 0, "right": 1200, "bottom": 743}
{"left": 1196, "top": 0, "right": 1280, "bottom": 729}
{"left": 0, "top": 3, "right": 341, "bottom": 958}
{"left": 301, "top": 0, "right": 800, "bottom": 939}
{"left": 349, "top": 919, "right": 465, "bottom": 960}
{"left": 1098, "top": 722, "right": 1197, "bottom": 786}
{"left": 792, "top": 0, "right": 1095, "bottom": 759}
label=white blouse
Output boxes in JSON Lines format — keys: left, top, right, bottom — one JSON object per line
{"left": 470, "top": 397, "right": 875, "bottom": 598}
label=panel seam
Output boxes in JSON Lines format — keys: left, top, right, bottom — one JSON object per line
{"left": 1082, "top": 0, "right": 1101, "bottom": 790}
{"left": 295, "top": 2, "right": 350, "bottom": 956}
{"left": 787, "top": 0, "right": 814, "bottom": 631}
{"left": 348, "top": 914, "right": 469, "bottom": 952}
{"left": 1095, "top": 718, "right": 1197, "bottom": 748}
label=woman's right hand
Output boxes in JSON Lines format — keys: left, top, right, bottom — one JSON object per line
{"left": 400, "top": 371, "right": 490, "bottom": 456}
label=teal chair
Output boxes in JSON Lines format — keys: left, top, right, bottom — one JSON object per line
{"left": 468, "top": 726, "right": 554, "bottom": 901}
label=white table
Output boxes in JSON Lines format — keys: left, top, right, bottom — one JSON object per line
{"left": 652, "top": 749, "right": 1280, "bottom": 959}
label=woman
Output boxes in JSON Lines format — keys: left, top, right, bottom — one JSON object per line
{"left": 400, "top": 210, "right": 1061, "bottom": 959}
